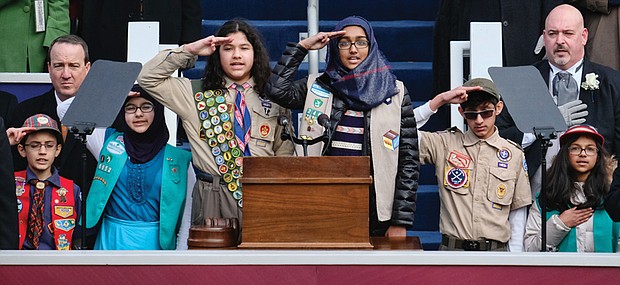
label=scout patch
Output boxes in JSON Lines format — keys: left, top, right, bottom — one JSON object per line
{"left": 56, "top": 188, "right": 68, "bottom": 203}
{"left": 310, "top": 83, "right": 330, "bottom": 98}
{"left": 492, "top": 203, "right": 503, "bottom": 210}
{"left": 106, "top": 141, "right": 125, "bottom": 155}
{"left": 260, "top": 124, "right": 271, "bottom": 137}
{"left": 16, "top": 185, "right": 25, "bottom": 197}
{"left": 54, "top": 206, "right": 74, "bottom": 218}
{"left": 57, "top": 234, "right": 70, "bottom": 250}
{"left": 497, "top": 147, "right": 512, "bottom": 162}
{"left": 496, "top": 183, "right": 507, "bottom": 199}
{"left": 498, "top": 162, "right": 508, "bottom": 169}
{"left": 195, "top": 92, "right": 204, "bottom": 101}
{"left": 93, "top": 176, "right": 107, "bottom": 186}
{"left": 444, "top": 166, "right": 470, "bottom": 188}
{"left": 261, "top": 98, "right": 272, "bottom": 116}
{"left": 448, "top": 151, "right": 472, "bottom": 168}
{"left": 383, "top": 130, "right": 399, "bottom": 150}
{"left": 54, "top": 219, "right": 75, "bottom": 231}
{"left": 313, "top": 99, "right": 324, "bottom": 108}
{"left": 305, "top": 108, "right": 322, "bottom": 121}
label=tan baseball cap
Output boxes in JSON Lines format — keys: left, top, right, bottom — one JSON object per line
{"left": 463, "top": 78, "right": 501, "bottom": 100}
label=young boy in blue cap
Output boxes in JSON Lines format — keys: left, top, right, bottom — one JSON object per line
{"left": 14, "top": 114, "right": 81, "bottom": 250}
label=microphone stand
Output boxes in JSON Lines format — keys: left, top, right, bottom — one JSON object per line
{"left": 280, "top": 131, "right": 325, "bottom": 157}
{"left": 533, "top": 126, "right": 556, "bottom": 252}
{"left": 70, "top": 122, "right": 95, "bottom": 250}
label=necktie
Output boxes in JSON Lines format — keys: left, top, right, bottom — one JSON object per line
{"left": 28, "top": 180, "right": 46, "bottom": 249}
{"left": 553, "top": 71, "right": 579, "bottom": 106}
{"left": 233, "top": 83, "right": 251, "bottom": 156}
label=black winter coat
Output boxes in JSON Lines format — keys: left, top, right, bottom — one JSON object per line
{"left": 266, "top": 43, "right": 420, "bottom": 229}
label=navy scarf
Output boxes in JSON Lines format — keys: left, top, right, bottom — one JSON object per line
{"left": 324, "top": 16, "right": 398, "bottom": 111}
{"left": 118, "top": 85, "right": 169, "bottom": 164}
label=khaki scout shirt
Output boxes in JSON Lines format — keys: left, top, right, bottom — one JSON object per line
{"left": 419, "top": 127, "right": 531, "bottom": 242}
{"left": 138, "top": 46, "right": 294, "bottom": 175}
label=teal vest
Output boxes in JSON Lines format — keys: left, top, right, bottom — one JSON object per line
{"left": 537, "top": 196, "right": 620, "bottom": 252}
{"left": 87, "top": 132, "right": 191, "bottom": 250}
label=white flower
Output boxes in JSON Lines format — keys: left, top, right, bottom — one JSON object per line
{"left": 581, "top": 73, "right": 600, "bottom": 90}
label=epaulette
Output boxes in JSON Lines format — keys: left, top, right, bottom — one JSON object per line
{"left": 438, "top": 126, "right": 463, "bottom": 134}
{"left": 505, "top": 138, "right": 524, "bottom": 151}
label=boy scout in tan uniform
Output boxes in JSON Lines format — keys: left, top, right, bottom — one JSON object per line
{"left": 418, "top": 78, "right": 531, "bottom": 251}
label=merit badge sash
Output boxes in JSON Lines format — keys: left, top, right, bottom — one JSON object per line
{"left": 195, "top": 89, "right": 244, "bottom": 207}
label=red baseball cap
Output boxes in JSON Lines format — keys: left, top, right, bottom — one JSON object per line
{"left": 559, "top": 124, "right": 604, "bottom": 147}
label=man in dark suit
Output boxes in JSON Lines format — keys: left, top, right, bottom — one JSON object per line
{"left": 497, "top": 4, "right": 620, "bottom": 196}
{"left": 0, "top": 117, "right": 18, "bottom": 249}
{"left": 433, "top": 0, "right": 562, "bottom": 96}
{"left": 10, "top": 35, "right": 97, "bottom": 190}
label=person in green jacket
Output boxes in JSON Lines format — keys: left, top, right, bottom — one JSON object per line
{"left": 86, "top": 85, "right": 191, "bottom": 250}
{"left": 0, "top": 0, "right": 70, "bottom": 72}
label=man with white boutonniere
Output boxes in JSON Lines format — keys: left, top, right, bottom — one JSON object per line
{"left": 497, "top": 4, "right": 620, "bottom": 197}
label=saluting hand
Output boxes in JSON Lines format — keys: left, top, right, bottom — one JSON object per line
{"left": 429, "top": 86, "right": 481, "bottom": 111}
{"left": 558, "top": 207, "right": 594, "bottom": 228}
{"left": 6, "top": 127, "right": 36, "bottom": 146}
{"left": 184, "top": 36, "right": 234, "bottom": 56}
{"left": 299, "top": 30, "right": 347, "bottom": 50}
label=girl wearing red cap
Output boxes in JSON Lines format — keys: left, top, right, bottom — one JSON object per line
{"left": 524, "top": 125, "right": 620, "bottom": 252}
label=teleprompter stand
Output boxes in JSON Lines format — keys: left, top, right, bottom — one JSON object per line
{"left": 489, "top": 66, "right": 567, "bottom": 252}
{"left": 62, "top": 60, "right": 141, "bottom": 249}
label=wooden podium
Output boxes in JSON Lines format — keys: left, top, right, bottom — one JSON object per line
{"left": 239, "top": 156, "right": 373, "bottom": 249}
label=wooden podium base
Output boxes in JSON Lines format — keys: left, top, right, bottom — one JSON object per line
{"left": 239, "top": 156, "right": 373, "bottom": 249}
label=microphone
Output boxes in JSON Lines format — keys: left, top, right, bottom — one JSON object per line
{"left": 278, "top": 114, "right": 290, "bottom": 128}
{"left": 317, "top": 113, "right": 334, "bottom": 155}
{"left": 317, "top": 113, "right": 331, "bottom": 130}
{"left": 277, "top": 114, "right": 299, "bottom": 156}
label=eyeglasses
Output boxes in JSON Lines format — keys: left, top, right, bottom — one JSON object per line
{"left": 124, "top": 103, "right": 154, "bottom": 114}
{"left": 337, "top": 40, "right": 370, "bottom": 50}
{"left": 462, "top": 109, "right": 495, "bottom": 120}
{"left": 23, "top": 142, "right": 57, "bottom": 151}
{"left": 568, "top": 146, "right": 598, "bottom": 156}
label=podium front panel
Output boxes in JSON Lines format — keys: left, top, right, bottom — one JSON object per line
{"left": 240, "top": 156, "right": 373, "bottom": 249}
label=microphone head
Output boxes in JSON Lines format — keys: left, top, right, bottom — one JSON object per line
{"left": 317, "top": 113, "right": 330, "bottom": 127}
{"left": 278, "top": 115, "right": 289, "bottom": 126}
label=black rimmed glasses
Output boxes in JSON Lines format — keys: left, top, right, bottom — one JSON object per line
{"left": 568, "top": 146, "right": 598, "bottom": 156}
{"left": 337, "top": 40, "right": 370, "bottom": 50}
{"left": 124, "top": 103, "right": 154, "bottom": 114}
{"left": 462, "top": 109, "right": 495, "bottom": 120}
